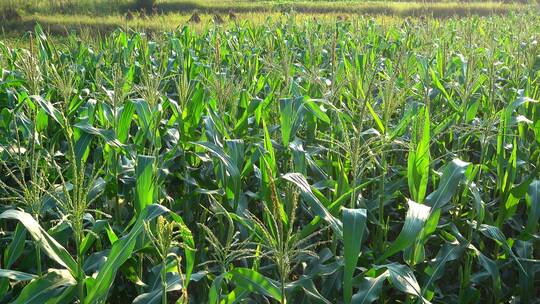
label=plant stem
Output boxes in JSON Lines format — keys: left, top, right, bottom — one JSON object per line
{"left": 162, "top": 258, "right": 167, "bottom": 304}
{"left": 75, "top": 231, "right": 85, "bottom": 302}
{"left": 113, "top": 150, "right": 121, "bottom": 223}
{"left": 34, "top": 215, "right": 42, "bottom": 276}
{"left": 280, "top": 276, "right": 286, "bottom": 304}
{"left": 78, "top": 255, "right": 85, "bottom": 302}
{"left": 378, "top": 148, "right": 387, "bottom": 253}
{"left": 35, "top": 243, "right": 42, "bottom": 276}
{"left": 138, "top": 253, "right": 144, "bottom": 294}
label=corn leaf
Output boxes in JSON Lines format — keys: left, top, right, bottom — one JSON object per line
{"left": 0, "top": 209, "right": 78, "bottom": 277}
{"left": 84, "top": 204, "right": 169, "bottom": 304}
{"left": 283, "top": 173, "right": 343, "bottom": 238}
{"left": 343, "top": 208, "right": 367, "bottom": 304}
{"left": 13, "top": 269, "right": 76, "bottom": 304}
{"left": 426, "top": 159, "right": 470, "bottom": 211}
{"left": 378, "top": 200, "right": 431, "bottom": 262}
{"left": 351, "top": 271, "right": 389, "bottom": 304}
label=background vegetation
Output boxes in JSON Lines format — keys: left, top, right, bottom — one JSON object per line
{"left": 1, "top": 0, "right": 538, "bottom": 36}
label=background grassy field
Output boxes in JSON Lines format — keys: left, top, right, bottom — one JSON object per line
{"left": 1, "top": 0, "right": 538, "bottom": 37}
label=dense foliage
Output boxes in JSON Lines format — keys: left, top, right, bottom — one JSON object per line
{"left": 0, "top": 14, "right": 539, "bottom": 303}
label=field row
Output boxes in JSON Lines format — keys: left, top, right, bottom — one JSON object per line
{"left": 0, "top": 13, "right": 539, "bottom": 303}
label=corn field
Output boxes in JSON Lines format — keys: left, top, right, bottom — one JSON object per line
{"left": 0, "top": 13, "right": 539, "bottom": 304}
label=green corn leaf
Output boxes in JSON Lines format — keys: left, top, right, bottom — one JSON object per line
{"left": 0, "top": 209, "right": 78, "bottom": 277}
{"left": 504, "top": 170, "right": 537, "bottom": 211}
{"left": 468, "top": 183, "right": 485, "bottom": 225}
{"left": 260, "top": 119, "right": 281, "bottom": 217}
{"left": 534, "top": 115, "right": 540, "bottom": 144}
{"left": 228, "top": 268, "right": 282, "bottom": 302}
{"left": 351, "top": 271, "right": 389, "bottom": 304}
{"left": 80, "top": 220, "right": 109, "bottom": 255}
{"left": 0, "top": 269, "right": 37, "bottom": 281}
{"left": 262, "top": 119, "right": 277, "bottom": 173}
{"left": 43, "top": 285, "right": 77, "bottom": 304}
{"left": 421, "top": 242, "right": 465, "bottom": 296}
{"left": 292, "top": 277, "right": 333, "bottom": 304}
{"left": 84, "top": 204, "right": 169, "bottom": 304}
{"left": 209, "top": 273, "right": 226, "bottom": 304}
{"left": 0, "top": 223, "right": 27, "bottom": 296}
{"left": 426, "top": 159, "right": 470, "bottom": 211}
{"left": 132, "top": 98, "right": 153, "bottom": 135}
{"left": 283, "top": 173, "right": 343, "bottom": 238}
{"left": 34, "top": 24, "right": 55, "bottom": 61}
{"left": 279, "top": 97, "right": 305, "bottom": 146}
{"left": 477, "top": 224, "right": 526, "bottom": 275}
{"left": 468, "top": 244, "right": 501, "bottom": 296}
{"left": 169, "top": 212, "right": 196, "bottom": 286}
{"left": 421, "top": 159, "right": 470, "bottom": 240}
{"left": 132, "top": 273, "right": 184, "bottom": 304}
{"left": 209, "top": 269, "right": 281, "bottom": 304}
{"left": 74, "top": 120, "right": 124, "bottom": 149}
{"left": 378, "top": 200, "right": 431, "bottom": 262}
{"left": 366, "top": 101, "right": 384, "bottom": 133}
{"left": 304, "top": 98, "right": 330, "bottom": 124}
{"left": 343, "top": 208, "right": 367, "bottom": 304}
{"left": 3, "top": 223, "right": 26, "bottom": 269}
{"left": 515, "top": 241, "right": 535, "bottom": 302}
{"left": 13, "top": 269, "right": 76, "bottom": 304}
{"left": 430, "top": 68, "right": 460, "bottom": 112}
{"left": 117, "top": 101, "right": 135, "bottom": 143}
{"left": 525, "top": 180, "right": 540, "bottom": 234}
{"left": 377, "top": 263, "right": 431, "bottom": 304}
{"left": 220, "top": 287, "right": 249, "bottom": 304}
{"left": 233, "top": 97, "right": 262, "bottom": 134}
{"left": 225, "top": 140, "right": 245, "bottom": 175}
{"left": 134, "top": 155, "right": 157, "bottom": 215}
{"left": 30, "top": 95, "right": 65, "bottom": 127}
{"left": 122, "top": 65, "right": 135, "bottom": 96}
{"left": 407, "top": 105, "right": 430, "bottom": 203}
{"left": 193, "top": 141, "right": 241, "bottom": 206}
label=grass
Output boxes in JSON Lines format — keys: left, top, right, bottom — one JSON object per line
{"left": 1, "top": 0, "right": 536, "bottom": 36}
{"left": 0, "top": 9, "right": 540, "bottom": 304}
{"left": 2, "top": 12, "right": 401, "bottom": 37}
{"left": 4, "top": 0, "right": 534, "bottom": 14}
